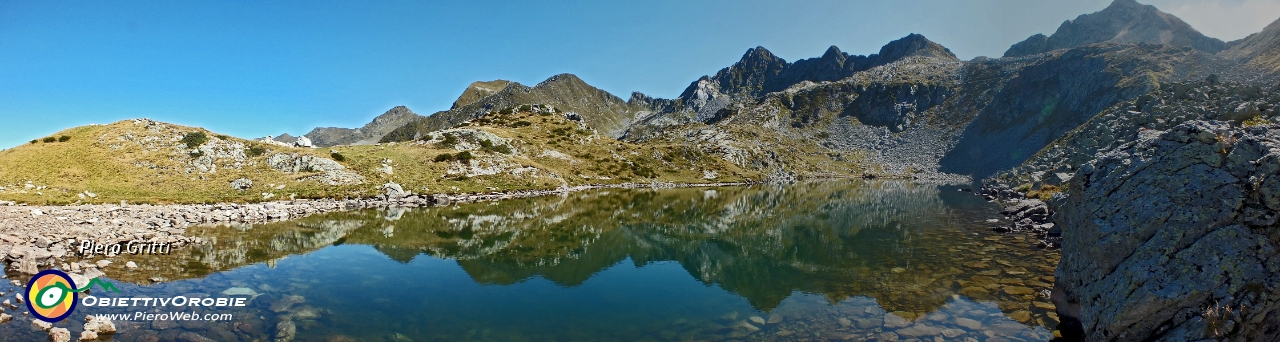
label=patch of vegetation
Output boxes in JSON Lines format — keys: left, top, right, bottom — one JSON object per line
{"left": 436, "top": 134, "right": 458, "bottom": 148}
{"left": 433, "top": 153, "right": 454, "bottom": 162}
{"left": 57, "top": 135, "right": 71, "bottom": 142}
{"left": 478, "top": 139, "right": 511, "bottom": 154}
{"left": 41, "top": 137, "right": 56, "bottom": 143}
{"left": 29, "top": 140, "right": 37, "bottom": 144}
{"left": 216, "top": 134, "right": 230, "bottom": 140}
{"left": 455, "top": 151, "right": 473, "bottom": 164}
{"left": 247, "top": 145, "right": 267, "bottom": 157}
{"left": 181, "top": 132, "right": 208, "bottom": 148}
{"left": 1027, "top": 184, "right": 1066, "bottom": 201}
{"left": 189, "top": 150, "right": 204, "bottom": 158}
{"left": 330, "top": 152, "right": 346, "bottom": 162}
{"left": 1242, "top": 116, "right": 1269, "bottom": 127}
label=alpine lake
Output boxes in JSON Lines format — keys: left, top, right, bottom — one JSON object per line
{"left": 1, "top": 181, "right": 1062, "bottom": 341}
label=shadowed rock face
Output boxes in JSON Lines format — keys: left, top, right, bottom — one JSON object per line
{"left": 1004, "top": 0, "right": 1227, "bottom": 57}
{"left": 1054, "top": 121, "right": 1280, "bottom": 341}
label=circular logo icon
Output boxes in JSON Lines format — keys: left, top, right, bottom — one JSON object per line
{"left": 26, "top": 269, "right": 78, "bottom": 322}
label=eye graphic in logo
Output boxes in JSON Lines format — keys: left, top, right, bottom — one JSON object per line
{"left": 26, "top": 270, "right": 78, "bottom": 322}
{"left": 26, "top": 269, "right": 119, "bottom": 323}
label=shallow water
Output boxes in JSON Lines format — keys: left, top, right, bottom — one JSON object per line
{"left": 1, "top": 181, "right": 1061, "bottom": 341}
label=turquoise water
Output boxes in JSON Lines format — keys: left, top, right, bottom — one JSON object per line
{"left": 1, "top": 181, "right": 1060, "bottom": 341}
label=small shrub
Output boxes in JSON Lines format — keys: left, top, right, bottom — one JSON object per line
{"left": 1242, "top": 116, "right": 1269, "bottom": 127}
{"left": 29, "top": 139, "right": 37, "bottom": 144}
{"left": 181, "top": 132, "right": 208, "bottom": 148}
{"left": 216, "top": 134, "right": 230, "bottom": 140}
{"left": 189, "top": 150, "right": 204, "bottom": 158}
{"left": 1014, "top": 183, "right": 1032, "bottom": 192}
{"left": 42, "top": 137, "right": 56, "bottom": 143}
{"left": 57, "top": 135, "right": 70, "bottom": 142}
{"left": 511, "top": 121, "right": 532, "bottom": 128}
{"left": 456, "top": 151, "right": 473, "bottom": 164}
{"left": 247, "top": 145, "right": 267, "bottom": 157}
{"left": 436, "top": 134, "right": 458, "bottom": 148}
{"left": 434, "top": 153, "right": 454, "bottom": 162}
{"left": 478, "top": 139, "right": 511, "bottom": 154}
{"left": 330, "top": 152, "right": 346, "bottom": 162}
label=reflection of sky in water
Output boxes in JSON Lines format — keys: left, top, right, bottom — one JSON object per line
{"left": 0, "top": 181, "right": 1057, "bottom": 341}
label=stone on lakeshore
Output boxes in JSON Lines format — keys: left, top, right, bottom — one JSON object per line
{"left": 48, "top": 328, "right": 71, "bottom": 342}
{"left": 748, "top": 316, "right": 765, "bottom": 325}
{"left": 0, "top": 313, "right": 9, "bottom": 324}
{"left": 77, "top": 330, "right": 98, "bottom": 341}
{"left": 95, "top": 260, "right": 111, "bottom": 268}
{"left": 125, "top": 261, "right": 137, "bottom": 269}
{"left": 33, "top": 319, "right": 53, "bottom": 332}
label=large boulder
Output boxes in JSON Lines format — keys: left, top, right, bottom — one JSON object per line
{"left": 267, "top": 153, "right": 344, "bottom": 173}
{"left": 1055, "top": 120, "right": 1280, "bottom": 341}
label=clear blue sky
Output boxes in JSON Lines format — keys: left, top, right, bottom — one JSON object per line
{"left": 1, "top": 0, "right": 1275, "bottom": 148}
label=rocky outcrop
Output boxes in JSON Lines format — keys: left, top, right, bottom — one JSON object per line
{"left": 1005, "top": 0, "right": 1227, "bottom": 57}
{"left": 1054, "top": 120, "right": 1280, "bottom": 341}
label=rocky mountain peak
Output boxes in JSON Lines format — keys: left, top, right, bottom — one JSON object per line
{"left": 872, "top": 33, "right": 957, "bottom": 62}
{"left": 821, "top": 45, "right": 845, "bottom": 60}
{"left": 451, "top": 80, "right": 512, "bottom": 109}
{"left": 1004, "top": 0, "right": 1226, "bottom": 57}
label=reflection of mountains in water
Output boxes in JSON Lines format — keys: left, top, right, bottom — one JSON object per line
{"left": 116, "top": 181, "right": 1008, "bottom": 314}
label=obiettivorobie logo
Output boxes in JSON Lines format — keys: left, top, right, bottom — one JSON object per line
{"left": 26, "top": 269, "right": 119, "bottom": 322}
{"left": 26, "top": 269, "right": 250, "bottom": 323}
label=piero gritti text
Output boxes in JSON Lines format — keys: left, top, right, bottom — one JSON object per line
{"left": 79, "top": 240, "right": 173, "bottom": 257}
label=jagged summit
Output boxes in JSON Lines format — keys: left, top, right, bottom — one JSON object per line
{"left": 1004, "top": 0, "right": 1227, "bottom": 57}
{"left": 669, "top": 33, "right": 956, "bottom": 119}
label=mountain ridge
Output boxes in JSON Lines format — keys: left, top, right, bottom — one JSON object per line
{"left": 1004, "top": 0, "right": 1227, "bottom": 57}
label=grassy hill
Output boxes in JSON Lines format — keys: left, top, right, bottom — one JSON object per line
{"left": 0, "top": 106, "right": 774, "bottom": 205}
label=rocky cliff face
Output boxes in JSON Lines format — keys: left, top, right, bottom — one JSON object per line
{"left": 303, "top": 106, "right": 423, "bottom": 147}
{"left": 1005, "top": 0, "right": 1227, "bottom": 57}
{"left": 1053, "top": 120, "right": 1280, "bottom": 341}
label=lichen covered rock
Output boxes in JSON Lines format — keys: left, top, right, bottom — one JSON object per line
{"left": 1055, "top": 120, "right": 1280, "bottom": 341}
